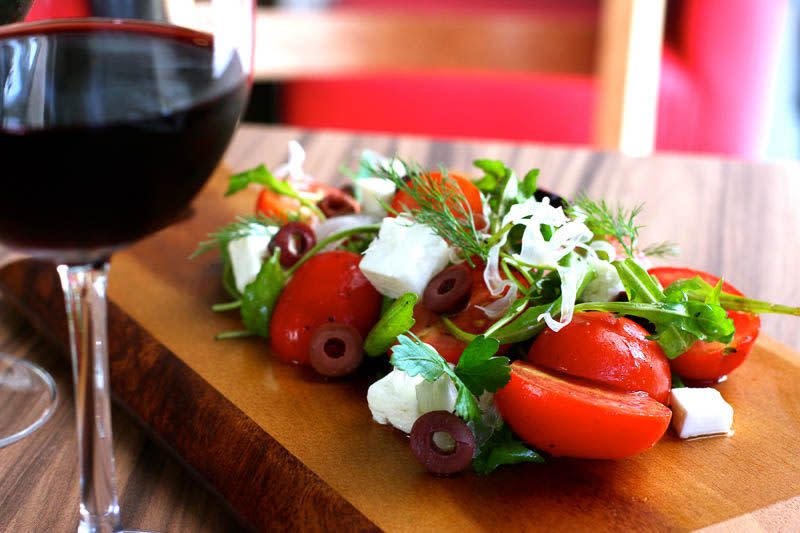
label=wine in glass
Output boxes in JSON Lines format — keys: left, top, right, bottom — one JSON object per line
{"left": 0, "top": 0, "right": 254, "bottom": 531}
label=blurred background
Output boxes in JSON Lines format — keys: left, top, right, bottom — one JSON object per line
{"left": 25, "top": 0, "right": 800, "bottom": 160}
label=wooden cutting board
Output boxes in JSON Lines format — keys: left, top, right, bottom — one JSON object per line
{"left": 2, "top": 164, "right": 800, "bottom": 532}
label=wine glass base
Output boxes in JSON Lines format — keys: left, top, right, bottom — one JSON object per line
{"left": 0, "top": 353, "right": 58, "bottom": 448}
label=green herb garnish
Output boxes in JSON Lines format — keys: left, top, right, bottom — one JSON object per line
{"left": 364, "top": 293, "right": 418, "bottom": 357}
{"left": 568, "top": 194, "right": 642, "bottom": 257}
{"left": 226, "top": 164, "right": 325, "bottom": 219}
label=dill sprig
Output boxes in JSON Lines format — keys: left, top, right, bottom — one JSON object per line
{"left": 641, "top": 241, "right": 680, "bottom": 259}
{"left": 191, "top": 213, "right": 282, "bottom": 258}
{"left": 568, "top": 194, "right": 642, "bottom": 257}
{"left": 368, "top": 158, "right": 489, "bottom": 264}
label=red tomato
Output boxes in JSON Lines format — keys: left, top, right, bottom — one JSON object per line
{"left": 410, "top": 262, "right": 514, "bottom": 364}
{"left": 390, "top": 171, "right": 483, "bottom": 219}
{"left": 526, "top": 312, "right": 671, "bottom": 404}
{"left": 270, "top": 251, "right": 382, "bottom": 365}
{"left": 256, "top": 189, "right": 304, "bottom": 222}
{"left": 495, "top": 362, "right": 672, "bottom": 459}
{"left": 649, "top": 267, "right": 761, "bottom": 382}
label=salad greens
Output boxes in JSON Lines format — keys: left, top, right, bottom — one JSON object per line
{"left": 196, "top": 142, "right": 800, "bottom": 474}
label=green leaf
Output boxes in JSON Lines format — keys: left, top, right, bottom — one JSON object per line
{"left": 240, "top": 252, "right": 286, "bottom": 338}
{"left": 518, "top": 169, "right": 539, "bottom": 200}
{"left": 667, "top": 276, "right": 800, "bottom": 316}
{"left": 454, "top": 387, "right": 482, "bottom": 422}
{"left": 226, "top": 165, "right": 325, "bottom": 219}
{"left": 454, "top": 336, "right": 509, "bottom": 396}
{"left": 614, "top": 258, "right": 664, "bottom": 303}
{"left": 390, "top": 334, "right": 449, "bottom": 382}
{"left": 473, "top": 424, "right": 544, "bottom": 474}
{"left": 364, "top": 293, "right": 418, "bottom": 357}
{"left": 390, "top": 334, "right": 483, "bottom": 422}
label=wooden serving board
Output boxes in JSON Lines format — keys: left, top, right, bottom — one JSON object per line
{"left": 3, "top": 162, "right": 800, "bottom": 532}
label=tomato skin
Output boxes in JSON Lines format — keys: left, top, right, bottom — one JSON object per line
{"left": 410, "top": 262, "right": 513, "bottom": 364}
{"left": 269, "top": 251, "right": 382, "bottom": 365}
{"left": 526, "top": 312, "right": 671, "bottom": 404}
{"left": 495, "top": 362, "right": 672, "bottom": 459}
{"left": 390, "top": 171, "right": 483, "bottom": 219}
{"left": 649, "top": 267, "right": 761, "bottom": 382}
{"left": 256, "top": 189, "right": 304, "bottom": 222}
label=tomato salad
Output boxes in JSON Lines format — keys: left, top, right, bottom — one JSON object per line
{"left": 194, "top": 142, "right": 800, "bottom": 475}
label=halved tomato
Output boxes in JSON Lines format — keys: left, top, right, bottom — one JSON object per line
{"left": 495, "top": 362, "right": 672, "bottom": 459}
{"left": 390, "top": 171, "right": 483, "bottom": 219}
{"left": 255, "top": 189, "right": 304, "bottom": 222}
{"left": 649, "top": 267, "right": 760, "bottom": 382}
{"left": 526, "top": 312, "right": 671, "bottom": 404}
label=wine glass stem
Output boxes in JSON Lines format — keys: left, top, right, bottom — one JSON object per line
{"left": 57, "top": 263, "right": 121, "bottom": 533}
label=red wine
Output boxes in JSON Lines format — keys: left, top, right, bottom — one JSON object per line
{"left": 0, "top": 21, "right": 248, "bottom": 254}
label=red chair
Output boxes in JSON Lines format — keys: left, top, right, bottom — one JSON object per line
{"left": 281, "top": 0, "right": 786, "bottom": 158}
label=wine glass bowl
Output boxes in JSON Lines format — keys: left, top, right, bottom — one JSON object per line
{"left": 0, "top": 1, "right": 254, "bottom": 531}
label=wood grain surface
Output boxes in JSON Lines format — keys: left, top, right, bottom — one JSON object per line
{"left": 2, "top": 125, "right": 800, "bottom": 532}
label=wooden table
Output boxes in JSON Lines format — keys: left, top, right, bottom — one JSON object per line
{"left": 1, "top": 124, "right": 799, "bottom": 532}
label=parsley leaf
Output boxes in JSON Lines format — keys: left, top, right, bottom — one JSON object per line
{"left": 391, "top": 334, "right": 509, "bottom": 422}
{"left": 240, "top": 251, "right": 286, "bottom": 338}
{"left": 454, "top": 336, "right": 509, "bottom": 396}
{"left": 363, "top": 293, "right": 418, "bottom": 357}
{"left": 472, "top": 423, "right": 544, "bottom": 474}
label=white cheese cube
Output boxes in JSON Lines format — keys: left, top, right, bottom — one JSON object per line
{"left": 580, "top": 257, "right": 625, "bottom": 302}
{"left": 228, "top": 233, "right": 275, "bottom": 293}
{"left": 357, "top": 177, "right": 396, "bottom": 217}
{"left": 359, "top": 216, "right": 450, "bottom": 298}
{"left": 670, "top": 387, "right": 734, "bottom": 439}
{"left": 416, "top": 374, "right": 458, "bottom": 415}
{"left": 367, "top": 368, "right": 424, "bottom": 433}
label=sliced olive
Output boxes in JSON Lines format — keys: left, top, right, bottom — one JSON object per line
{"left": 534, "top": 188, "right": 565, "bottom": 208}
{"left": 422, "top": 264, "right": 472, "bottom": 314}
{"left": 309, "top": 323, "right": 364, "bottom": 377}
{"left": 268, "top": 221, "right": 316, "bottom": 268}
{"left": 410, "top": 411, "right": 475, "bottom": 475}
{"left": 318, "top": 193, "right": 357, "bottom": 218}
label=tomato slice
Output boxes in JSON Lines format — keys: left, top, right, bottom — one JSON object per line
{"left": 495, "top": 362, "right": 672, "bottom": 459}
{"left": 256, "top": 189, "right": 304, "bottom": 222}
{"left": 526, "top": 312, "right": 671, "bottom": 404}
{"left": 648, "top": 267, "right": 761, "bottom": 382}
{"left": 390, "top": 171, "right": 483, "bottom": 219}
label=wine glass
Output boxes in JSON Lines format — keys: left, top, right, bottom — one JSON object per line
{"left": 0, "top": 1, "right": 254, "bottom": 531}
{"left": 0, "top": 0, "right": 57, "bottom": 450}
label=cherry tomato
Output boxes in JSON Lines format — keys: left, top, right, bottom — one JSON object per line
{"left": 526, "top": 312, "right": 671, "bottom": 404}
{"left": 256, "top": 189, "right": 304, "bottom": 222}
{"left": 495, "top": 362, "right": 672, "bottom": 459}
{"left": 270, "top": 251, "right": 382, "bottom": 365}
{"left": 410, "top": 262, "right": 515, "bottom": 364}
{"left": 390, "top": 171, "right": 483, "bottom": 220}
{"left": 649, "top": 267, "right": 761, "bottom": 382}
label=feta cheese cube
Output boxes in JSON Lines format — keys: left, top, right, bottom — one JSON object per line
{"left": 228, "top": 233, "right": 275, "bottom": 293}
{"left": 359, "top": 216, "right": 450, "bottom": 298}
{"left": 357, "top": 177, "right": 396, "bottom": 217}
{"left": 367, "top": 368, "right": 424, "bottom": 433}
{"left": 416, "top": 374, "right": 458, "bottom": 415}
{"left": 580, "top": 257, "right": 625, "bottom": 302}
{"left": 671, "top": 387, "right": 734, "bottom": 439}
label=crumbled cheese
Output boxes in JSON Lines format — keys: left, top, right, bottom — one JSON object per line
{"left": 671, "top": 387, "right": 734, "bottom": 439}
{"left": 357, "top": 177, "right": 397, "bottom": 217}
{"left": 580, "top": 257, "right": 625, "bottom": 303}
{"left": 359, "top": 216, "right": 450, "bottom": 298}
{"left": 227, "top": 233, "right": 276, "bottom": 293}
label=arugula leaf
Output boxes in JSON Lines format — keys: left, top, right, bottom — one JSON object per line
{"left": 472, "top": 424, "right": 544, "bottom": 474}
{"left": 363, "top": 293, "right": 418, "bottom": 357}
{"left": 240, "top": 252, "right": 286, "bottom": 338}
{"left": 226, "top": 165, "right": 324, "bottom": 219}
{"left": 666, "top": 276, "right": 800, "bottom": 316}
{"left": 602, "top": 259, "right": 735, "bottom": 358}
{"left": 454, "top": 336, "right": 509, "bottom": 396}
{"left": 519, "top": 169, "right": 539, "bottom": 200}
